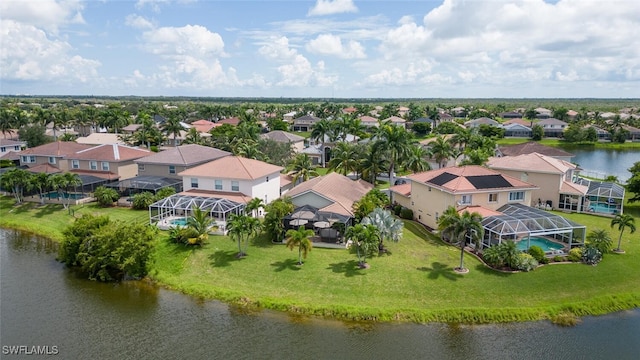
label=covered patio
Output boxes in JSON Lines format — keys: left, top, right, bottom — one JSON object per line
{"left": 149, "top": 194, "right": 245, "bottom": 234}
{"left": 575, "top": 178, "right": 625, "bottom": 215}
{"left": 480, "top": 203, "right": 586, "bottom": 253}
{"left": 283, "top": 205, "right": 351, "bottom": 244}
{"left": 105, "top": 175, "right": 183, "bottom": 196}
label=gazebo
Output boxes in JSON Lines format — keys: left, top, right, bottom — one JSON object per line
{"left": 149, "top": 194, "right": 245, "bottom": 233}
{"left": 480, "top": 203, "right": 586, "bottom": 251}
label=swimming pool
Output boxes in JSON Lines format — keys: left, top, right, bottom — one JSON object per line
{"left": 516, "top": 237, "right": 564, "bottom": 252}
{"left": 43, "top": 192, "right": 87, "bottom": 200}
{"left": 169, "top": 218, "right": 189, "bottom": 226}
{"left": 589, "top": 203, "right": 618, "bottom": 214}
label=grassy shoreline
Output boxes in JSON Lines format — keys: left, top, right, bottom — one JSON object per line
{"left": 495, "top": 138, "right": 640, "bottom": 149}
{"left": 1, "top": 197, "right": 639, "bottom": 325}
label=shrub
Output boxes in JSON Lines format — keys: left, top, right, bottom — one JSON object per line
{"left": 393, "top": 204, "right": 402, "bottom": 216}
{"left": 515, "top": 253, "right": 538, "bottom": 272}
{"left": 527, "top": 245, "right": 546, "bottom": 262}
{"left": 132, "top": 192, "right": 155, "bottom": 210}
{"left": 155, "top": 187, "right": 176, "bottom": 200}
{"left": 568, "top": 247, "right": 583, "bottom": 262}
{"left": 399, "top": 207, "right": 413, "bottom": 220}
{"left": 481, "top": 246, "right": 503, "bottom": 268}
{"left": 553, "top": 255, "right": 565, "bottom": 262}
{"left": 93, "top": 186, "right": 120, "bottom": 207}
{"left": 582, "top": 247, "right": 603, "bottom": 266}
{"left": 168, "top": 225, "right": 200, "bottom": 245}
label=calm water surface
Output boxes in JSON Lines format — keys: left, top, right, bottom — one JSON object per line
{"left": 560, "top": 147, "right": 639, "bottom": 181}
{"left": 1, "top": 229, "right": 639, "bottom": 360}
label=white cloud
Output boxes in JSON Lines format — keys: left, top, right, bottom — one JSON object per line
{"left": 0, "top": 19, "right": 100, "bottom": 83}
{"left": 142, "top": 25, "right": 225, "bottom": 57}
{"left": 306, "top": 33, "right": 366, "bottom": 59}
{"left": 135, "top": 0, "right": 169, "bottom": 12}
{"left": 125, "top": 14, "right": 154, "bottom": 30}
{"left": 308, "top": 0, "right": 357, "bottom": 16}
{"left": 258, "top": 36, "right": 298, "bottom": 61}
{"left": 0, "top": 0, "right": 85, "bottom": 33}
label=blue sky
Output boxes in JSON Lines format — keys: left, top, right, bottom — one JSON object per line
{"left": 1, "top": 0, "right": 639, "bottom": 98}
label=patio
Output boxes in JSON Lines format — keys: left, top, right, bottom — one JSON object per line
{"left": 283, "top": 205, "right": 351, "bottom": 244}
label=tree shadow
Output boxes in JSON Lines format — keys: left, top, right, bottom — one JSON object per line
{"left": 417, "top": 262, "right": 463, "bottom": 281}
{"left": 209, "top": 250, "right": 242, "bottom": 267}
{"left": 473, "top": 263, "right": 513, "bottom": 277}
{"left": 251, "top": 233, "right": 274, "bottom": 248}
{"left": 270, "top": 258, "right": 301, "bottom": 272}
{"left": 326, "top": 260, "right": 365, "bottom": 277}
{"left": 34, "top": 204, "right": 60, "bottom": 218}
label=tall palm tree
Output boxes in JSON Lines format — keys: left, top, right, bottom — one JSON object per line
{"left": 610, "top": 214, "right": 636, "bottom": 252}
{"left": 0, "top": 108, "right": 14, "bottom": 139}
{"left": 427, "top": 135, "right": 454, "bottom": 168}
{"left": 374, "top": 124, "right": 415, "bottom": 185}
{"left": 227, "top": 214, "right": 261, "bottom": 257}
{"left": 50, "top": 172, "right": 82, "bottom": 211}
{"left": 285, "top": 226, "right": 315, "bottom": 265}
{"left": 30, "top": 172, "right": 51, "bottom": 205}
{"left": 286, "top": 153, "right": 319, "bottom": 185}
{"left": 310, "top": 119, "right": 334, "bottom": 166}
{"left": 437, "top": 206, "right": 483, "bottom": 272}
{"left": 345, "top": 223, "right": 380, "bottom": 268}
{"left": 359, "top": 143, "right": 388, "bottom": 185}
{"left": 183, "top": 127, "right": 204, "bottom": 145}
{"left": 162, "top": 115, "right": 185, "bottom": 147}
{"left": 327, "top": 142, "right": 358, "bottom": 176}
{"left": 186, "top": 206, "right": 215, "bottom": 245}
{"left": 0, "top": 168, "right": 32, "bottom": 204}
{"left": 245, "top": 197, "right": 265, "bottom": 218}
{"left": 402, "top": 145, "right": 430, "bottom": 173}
{"left": 361, "top": 208, "right": 403, "bottom": 252}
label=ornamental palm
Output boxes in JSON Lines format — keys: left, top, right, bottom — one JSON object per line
{"left": 359, "top": 143, "right": 388, "bottom": 185}
{"left": 285, "top": 226, "right": 315, "bottom": 265}
{"left": 402, "top": 145, "right": 430, "bottom": 173}
{"left": 437, "top": 206, "right": 483, "bottom": 271}
{"left": 227, "top": 214, "right": 261, "bottom": 257}
{"left": 427, "top": 135, "right": 454, "bottom": 169}
{"left": 186, "top": 207, "right": 215, "bottom": 245}
{"left": 286, "top": 153, "right": 319, "bottom": 185}
{"left": 345, "top": 223, "right": 380, "bottom": 268}
{"left": 374, "top": 124, "right": 415, "bottom": 186}
{"left": 0, "top": 168, "right": 32, "bottom": 204}
{"left": 610, "top": 214, "right": 636, "bottom": 252}
{"left": 328, "top": 142, "right": 359, "bottom": 176}
{"left": 586, "top": 229, "right": 613, "bottom": 255}
{"left": 245, "top": 197, "right": 265, "bottom": 217}
{"left": 30, "top": 172, "right": 51, "bottom": 205}
{"left": 161, "top": 115, "right": 185, "bottom": 147}
{"left": 361, "top": 208, "right": 403, "bottom": 251}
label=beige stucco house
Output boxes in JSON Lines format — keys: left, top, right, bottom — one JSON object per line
{"left": 390, "top": 165, "right": 538, "bottom": 230}
{"left": 66, "top": 144, "right": 152, "bottom": 180}
{"left": 135, "top": 144, "right": 231, "bottom": 179}
{"left": 260, "top": 131, "right": 305, "bottom": 153}
{"left": 19, "top": 141, "right": 95, "bottom": 172}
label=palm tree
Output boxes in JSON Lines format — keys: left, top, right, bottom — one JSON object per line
{"left": 327, "top": 142, "right": 359, "bottom": 176}
{"left": 0, "top": 108, "right": 14, "bottom": 139}
{"left": 286, "top": 153, "right": 319, "bottom": 185}
{"left": 285, "top": 226, "right": 315, "bottom": 265}
{"left": 361, "top": 208, "right": 403, "bottom": 252}
{"left": 610, "top": 214, "right": 636, "bottom": 252}
{"left": 345, "top": 223, "right": 380, "bottom": 268}
{"left": 30, "top": 172, "right": 51, "bottom": 205}
{"left": 50, "top": 172, "right": 82, "bottom": 211}
{"left": 359, "top": 143, "right": 388, "bottom": 185}
{"left": 402, "top": 145, "right": 430, "bottom": 173}
{"left": 183, "top": 127, "right": 204, "bottom": 145}
{"left": 310, "top": 119, "right": 334, "bottom": 166}
{"left": 186, "top": 206, "right": 215, "bottom": 245}
{"left": 437, "top": 206, "right": 483, "bottom": 272}
{"left": 162, "top": 115, "right": 185, "bottom": 147}
{"left": 245, "top": 197, "right": 265, "bottom": 218}
{"left": 0, "top": 168, "right": 32, "bottom": 204}
{"left": 427, "top": 135, "right": 454, "bottom": 168}
{"left": 374, "top": 124, "right": 415, "bottom": 185}
{"left": 227, "top": 214, "right": 261, "bottom": 257}
{"left": 586, "top": 229, "right": 613, "bottom": 255}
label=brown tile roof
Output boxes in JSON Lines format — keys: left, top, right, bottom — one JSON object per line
{"left": 136, "top": 144, "right": 230, "bottom": 165}
{"left": 359, "top": 116, "right": 378, "bottom": 123}
{"left": 218, "top": 117, "right": 240, "bottom": 126}
{"left": 0, "top": 151, "right": 21, "bottom": 161}
{"left": 67, "top": 144, "right": 151, "bottom": 162}
{"left": 180, "top": 189, "right": 252, "bottom": 204}
{"left": 286, "top": 172, "right": 374, "bottom": 216}
{"left": 190, "top": 120, "right": 221, "bottom": 133}
{"left": 487, "top": 153, "right": 578, "bottom": 175}
{"left": 408, "top": 165, "right": 537, "bottom": 193}
{"left": 383, "top": 116, "right": 406, "bottom": 123}
{"left": 498, "top": 142, "right": 574, "bottom": 158}
{"left": 0, "top": 139, "right": 26, "bottom": 146}
{"left": 19, "top": 141, "right": 94, "bottom": 157}
{"left": 559, "top": 180, "right": 588, "bottom": 195}
{"left": 70, "top": 169, "right": 120, "bottom": 180}
{"left": 390, "top": 183, "right": 411, "bottom": 196}
{"left": 502, "top": 118, "right": 533, "bottom": 127}
{"left": 178, "top": 156, "right": 283, "bottom": 180}
{"left": 26, "top": 163, "right": 62, "bottom": 174}
{"left": 260, "top": 130, "right": 305, "bottom": 143}
{"left": 280, "top": 174, "right": 293, "bottom": 187}
{"left": 457, "top": 205, "right": 503, "bottom": 218}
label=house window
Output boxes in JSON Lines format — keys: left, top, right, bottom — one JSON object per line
{"left": 231, "top": 181, "right": 239, "bottom": 192}
{"left": 460, "top": 195, "right": 472, "bottom": 205}
{"left": 191, "top": 178, "right": 199, "bottom": 189}
{"left": 72, "top": 160, "right": 79, "bottom": 169}
{"left": 48, "top": 156, "right": 56, "bottom": 164}
{"left": 138, "top": 164, "right": 145, "bottom": 172}
{"left": 90, "top": 161, "right": 97, "bottom": 170}
{"left": 14, "top": 145, "right": 20, "bottom": 151}
{"left": 0, "top": 147, "right": 5, "bottom": 152}
{"left": 101, "top": 162, "right": 109, "bottom": 171}
{"left": 266, "top": 176, "right": 269, "bottom": 182}
{"left": 169, "top": 165, "right": 176, "bottom": 175}
{"left": 215, "top": 180, "right": 223, "bottom": 190}
{"left": 488, "top": 193, "right": 498, "bottom": 203}
{"left": 22, "top": 156, "right": 35, "bottom": 163}
{"left": 509, "top": 191, "right": 525, "bottom": 202}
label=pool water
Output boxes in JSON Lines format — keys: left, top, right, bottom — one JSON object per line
{"left": 516, "top": 237, "right": 564, "bottom": 252}
{"left": 43, "top": 192, "right": 86, "bottom": 200}
{"left": 169, "top": 218, "right": 188, "bottom": 226}
{"left": 589, "top": 203, "right": 618, "bottom": 214}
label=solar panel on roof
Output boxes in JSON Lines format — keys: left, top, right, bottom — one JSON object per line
{"left": 427, "top": 172, "right": 458, "bottom": 186}
{"left": 466, "top": 175, "right": 513, "bottom": 189}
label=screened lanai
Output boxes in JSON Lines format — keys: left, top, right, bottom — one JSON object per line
{"left": 105, "top": 175, "right": 183, "bottom": 196}
{"left": 480, "top": 203, "right": 586, "bottom": 251}
{"left": 575, "top": 178, "right": 625, "bottom": 215}
{"left": 149, "top": 194, "right": 245, "bottom": 233}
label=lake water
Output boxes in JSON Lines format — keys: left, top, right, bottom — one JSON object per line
{"left": 560, "top": 147, "right": 639, "bottom": 182}
{"left": 1, "top": 228, "right": 639, "bottom": 359}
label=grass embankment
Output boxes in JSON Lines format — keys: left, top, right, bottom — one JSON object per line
{"left": 1, "top": 197, "right": 639, "bottom": 324}
{"left": 496, "top": 138, "right": 640, "bottom": 149}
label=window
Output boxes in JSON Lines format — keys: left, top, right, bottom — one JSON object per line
{"left": 101, "top": 162, "right": 109, "bottom": 171}
{"left": 48, "top": 156, "right": 56, "bottom": 164}
{"left": 215, "top": 180, "right": 222, "bottom": 190}
{"left": 168, "top": 165, "right": 176, "bottom": 175}
{"left": 22, "top": 156, "right": 34, "bottom": 163}
{"left": 509, "top": 191, "right": 525, "bottom": 202}
{"left": 138, "top": 164, "right": 145, "bottom": 172}
{"left": 14, "top": 145, "right": 20, "bottom": 151}
{"left": 0, "top": 147, "right": 5, "bottom": 152}
{"left": 231, "top": 181, "right": 239, "bottom": 192}
{"left": 266, "top": 176, "right": 269, "bottom": 182}
{"left": 191, "top": 178, "right": 199, "bottom": 188}
{"left": 488, "top": 193, "right": 498, "bottom": 203}
{"left": 460, "top": 195, "right": 472, "bottom": 205}
{"left": 90, "top": 161, "right": 97, "bottom": 170}
{"left": 72, "top": 160, "right": 79, "bottom": 169}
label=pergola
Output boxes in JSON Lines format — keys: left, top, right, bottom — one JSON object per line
{"left": 481, "top": 203, "right": 586, "bottom": 249}
{"left": 575, "top": 178, "right": 625, "bottom": 215}
{"left": 149, "top": 194, "right": 245, "bottom": 226}
{"left": 105, "top": 175, "right": 183, "bottom": 196}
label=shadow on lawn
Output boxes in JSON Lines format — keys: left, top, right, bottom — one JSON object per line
{"left": 473, "top": 263, "right": 513, "bottom": 277}
{"left": 251, "top": 234, "right": 274, "bottom": 248}
{"left": 209, "top": 250, "right": 243, "bottom": 267}
{"left": 417, "top": 262, "right": 463, "bottom": 281}
{"left": 34, "top": 204, "right": 62, "bottom": 218}
{"left": 270, "top": 258, "right": 301, "bottom": 272}
{"left": 326, "top": 260, "right": 365, "bottom": 277}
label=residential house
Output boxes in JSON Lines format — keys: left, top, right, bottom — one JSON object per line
{"left": 342, "top": 107, "right": 357, "bottom": 115}
{"left": 398, "top": 106, "right": 410, "bottom": 118}
{"left": 292, "top": 115, "right": 322, "bottom": 132}
{"left": 66, "top": 144, "right": 152, "bottom": 180}
{"left": 381, "top": 116, "right": 406, "bottom": 129}
{"left": 390, "top": 165, "right": 538, "bottom": 230}
{"left": 286, "top": 172, "right": 374, "bottom": 220}
{"left": 178, "top": 156, "right": 283, "bottom": 206}
{"left": 190, "top": 120, "right": 221, "bottom": 133}
{"left": 19, "top": 141, "right": 94, "bottom": 172}
{"left": 535, "top": 108, "right": 552, "bottom": 119}
{"left": 502, "top": 123, "right": 532, "bottom": 138}
{"left": 135, "top": 144, "right": 231, "bottom": 179}
{"left": 464, "top": 117, "right": 500, "bottom": 128}
{"left": 496, "top": 142, "right": 574, "bottom": 162}
{"left": 498, "top": 111, "right": 523, "bottom": 119}
{"left": 260, "top": 131, "right": 306, "bottom": 152}
{"left": 621, "top": 125, "right": 640, "bottom": 141}
{"left": 218, "top": 117, "right": 241, "bottom": 126}
{"left": 537, "top": 118, "right": 568, "bottom": 137}
{"left": 76, "top": 133, "right": 126, "bottom": 145}
{"left": 583, "top": 125, "right": 611, "bottom": 141}
{"left": 359, "top": 116, "right": 380, "bottom": 129}
{"left": 487, "top": 153, "right": 587, "bottom": 211}
{"left": 0, "top": 139, "right": 26, "bottom": 165}
{"left": 283, "top": 111, "right": 297, "bottom": 122}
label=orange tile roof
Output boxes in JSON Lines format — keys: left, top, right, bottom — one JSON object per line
{"left": 390, "top": 183, "right": 411, "bottom": 196}
{"left": 67, "top": 144, "right": 151, "bottom": 162}
{"left": 559, "top": 180, "right": 588, "bottom": 195}
{"left": 408, "top": 165, "right": 537, "bottom": 193}
{"left": 70, "top": 169, "right": 120, "bottom": 180}
{"left": 26, "top": 163, "right": 62, "bottom": 174}
{"left": 457, "top": 205, "right": 503, "bottom": 218}
{"left": 19, "top": 141, "right": 94, "bottom": 157}
{"left": 178, "top": 156, "right": 283, "bottom": 180}
{"left": 487, "top": 153, "right": 579, "bottom": 174}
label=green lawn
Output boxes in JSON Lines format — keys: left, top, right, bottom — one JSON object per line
{"left": 1, "top": 196, "right": 639, "bottom": 323}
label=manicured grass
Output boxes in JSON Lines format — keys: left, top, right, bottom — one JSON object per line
{"left": 2, "top": 196, "right": 639, "bottom": 323}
